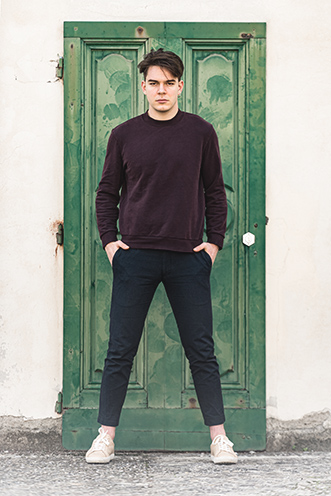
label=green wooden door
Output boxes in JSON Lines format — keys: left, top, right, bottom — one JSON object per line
{"left": 63, "top": 22, "right": 266, "bottom": 451}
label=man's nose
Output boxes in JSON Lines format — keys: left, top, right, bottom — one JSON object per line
{"left": 158, "top": 84, "right": 166, "bottom": 93}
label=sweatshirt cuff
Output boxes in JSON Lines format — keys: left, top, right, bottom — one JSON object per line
{"left": 207, "top": 233, "right": 224, "bottom": 250}
{"left": 101, "top": 232, "right": 118, "bottom": 249}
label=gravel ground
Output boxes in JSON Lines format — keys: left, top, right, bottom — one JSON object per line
{"left": 1, "top": 450, "right": 331, "bottom": 496}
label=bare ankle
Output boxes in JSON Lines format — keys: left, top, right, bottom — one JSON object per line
{"left": 209, "top": 424, "right": 226, "bottom": 441}
{"left": 101, "top": 425, "right": 116, "bottom": 441}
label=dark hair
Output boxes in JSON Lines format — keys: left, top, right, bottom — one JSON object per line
{"left": 137, "top": 48, "right": 184, "bottom": 80}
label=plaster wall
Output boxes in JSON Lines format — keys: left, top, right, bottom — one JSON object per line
{"left": 0, "top": 0, "right": 331, "bottom": 422}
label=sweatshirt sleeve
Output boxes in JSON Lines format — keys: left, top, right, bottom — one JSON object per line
{"left": 95, "top": 131, "right": 124, "bottom": 249}
{"left": 201, "top": 127, "right": 228, "bottom": 250}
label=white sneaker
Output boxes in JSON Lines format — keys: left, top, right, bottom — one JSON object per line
{"left": 210, "top": 435, "right": 238, "bottom": 464}
{"left": 85, "top": 427, "right": 115, "bottom": 464}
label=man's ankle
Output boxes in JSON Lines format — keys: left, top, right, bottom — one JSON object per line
{"left": 101, "top": 425, "right": 116, "bottom": 441}
{"left": 209, "top": 424, "right": 226, "bottom": 441}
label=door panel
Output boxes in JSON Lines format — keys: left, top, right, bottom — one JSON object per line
{"left": 81, "top": 41, "right": 148, "bottom": 410}
{"left": 63, "top": 22, "right": 266, "bottom": 450}
{"left": 183, "top": 43, "right": 246, "bottom": 409}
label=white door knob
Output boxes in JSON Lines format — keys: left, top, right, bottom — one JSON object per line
{"left": 242, "top": 232, "right": 255, "bottom": 246}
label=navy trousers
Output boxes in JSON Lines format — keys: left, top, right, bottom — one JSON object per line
{"left": 98, "top": 248, "right": 225, "bottom": 427}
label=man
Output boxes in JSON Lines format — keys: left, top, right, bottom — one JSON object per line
{"left": 86, "top": 48, "right": 237, "bottom": 465}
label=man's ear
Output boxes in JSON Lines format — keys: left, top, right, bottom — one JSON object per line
{"left": 141, "top": 80, "right": 147, "bottom": 95}
{"left": 178, "top": 80, "right": 184, "bottom": 95}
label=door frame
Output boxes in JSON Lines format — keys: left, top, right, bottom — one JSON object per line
{"left": 62, "top": 21, "right": 266, "bottom": 450}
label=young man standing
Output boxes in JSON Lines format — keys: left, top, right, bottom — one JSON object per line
{"left": 86, "top": 49, "right": 237, "bottom": 465}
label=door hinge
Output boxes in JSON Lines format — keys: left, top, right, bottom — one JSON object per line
{"left": 55, "top": 391, "right": 63, "bottom": 414}
{"left": 240, "top": 32, "right": 254, "bottom": 39}
{"left": 56, "top": 223, "right": 64, "bottom": 245}
{"left": 56, "top": 57, "right": 64, "bottom": 79}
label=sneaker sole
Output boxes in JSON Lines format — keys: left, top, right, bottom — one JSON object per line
{"left": 86, "top": 453, "right": 115, "bottom": 464}
{"left": 211, "top": 455, "right": 238, "bottom": 464}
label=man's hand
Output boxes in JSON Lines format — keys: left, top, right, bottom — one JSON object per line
{"left": 193, "top": 242, "right": 219, "bottom": 265}
{"left": 105, "top": 240, "right": 130, "bottom": 265}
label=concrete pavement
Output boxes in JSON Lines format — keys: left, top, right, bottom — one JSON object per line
{"left": 1, "top": 449, "right": 331, "bottom": 496}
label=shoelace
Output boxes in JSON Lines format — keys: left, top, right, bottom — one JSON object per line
{"left": 94, "top": 428, "right": 111, "bottom": 450}
{"left": 212, "top": 435, "right": 235, "bottom": 454}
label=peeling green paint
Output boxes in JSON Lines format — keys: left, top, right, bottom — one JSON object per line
{"left": 207, "top": 75, "right": 232, "bottom": 103}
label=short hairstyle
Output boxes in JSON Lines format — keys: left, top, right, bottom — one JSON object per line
{"left": 137, "top": 48, "right": 184, "bottom": 81}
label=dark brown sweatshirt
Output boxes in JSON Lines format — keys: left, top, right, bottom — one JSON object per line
{"left": 96, "top": 110, "right": 227, "bottom": 252}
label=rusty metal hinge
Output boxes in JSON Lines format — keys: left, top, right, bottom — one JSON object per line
{"left": 240, "top": 33, "right": 254, "bottom": 39}
{"left": 55, "top": 391, "right": 63, "bottom": 414}
{"left": 56, "top": 223, "right": 64, "bottom": 245}
{"left": 56, "top": 57, "right": 64, "bottom": 79}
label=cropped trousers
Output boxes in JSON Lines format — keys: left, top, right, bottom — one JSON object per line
{"left": 98, "top": 248, "right": 225, "bottom": 427}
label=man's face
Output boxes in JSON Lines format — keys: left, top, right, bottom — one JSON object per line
{"left": 141, "top": 65, "right": 184, "bottom": 120}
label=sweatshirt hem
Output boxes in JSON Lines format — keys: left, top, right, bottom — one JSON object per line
{"left": 121, "top": 235, "right": 203, "bottom": 253}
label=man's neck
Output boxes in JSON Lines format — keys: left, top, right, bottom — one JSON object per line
{"left": 148, "top": 105, "right": 179, "bottom": 121}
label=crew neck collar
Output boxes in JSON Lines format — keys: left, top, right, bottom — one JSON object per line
{"left": 142, "top": 109, "right": 183, "bottom": 127}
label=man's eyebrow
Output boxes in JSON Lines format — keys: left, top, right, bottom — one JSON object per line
{"left": 147, "top": 78, "right": 176, "bottom": 83}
